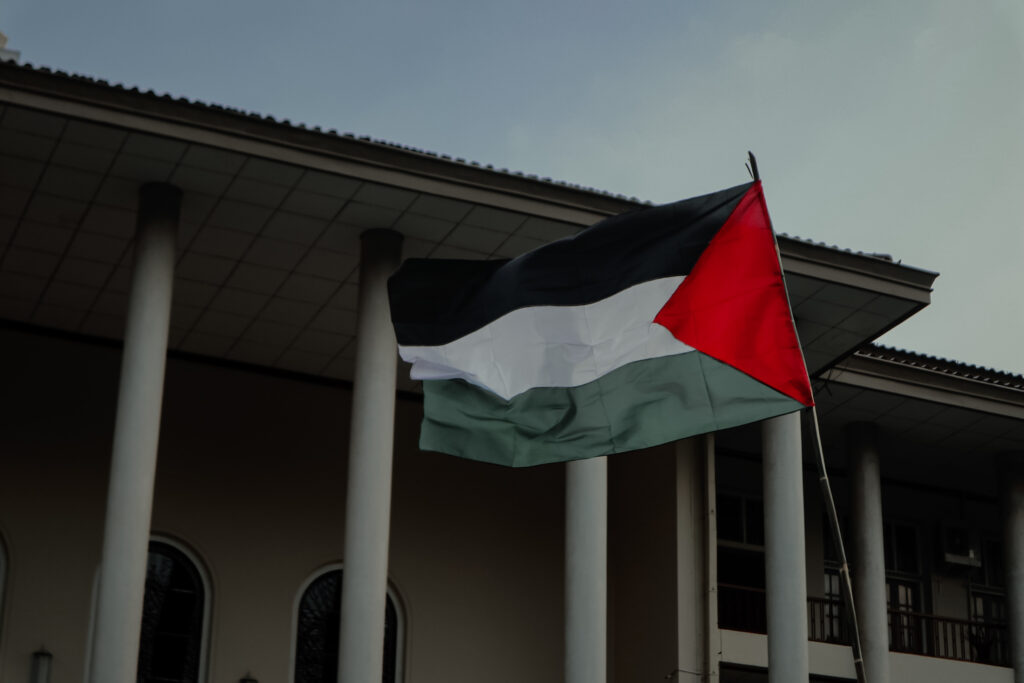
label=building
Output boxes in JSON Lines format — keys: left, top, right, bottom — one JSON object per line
{"left": 0, "top": 59, "right": 1022, "bottom": 683}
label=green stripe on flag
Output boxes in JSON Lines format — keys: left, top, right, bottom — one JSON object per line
{"left": 420, "top": 352, "right": 803, "bottom": 467}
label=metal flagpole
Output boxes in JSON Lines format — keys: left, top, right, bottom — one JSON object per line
{"left": 808, "top": 406, "right": 867, "bottom": 683}
{"left": 749, "top": 152, "right": 868, "bottom": 683}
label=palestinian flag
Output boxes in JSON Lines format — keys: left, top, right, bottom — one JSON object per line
{"left": 388, "top": 181, "right": 814, "bottom": 467}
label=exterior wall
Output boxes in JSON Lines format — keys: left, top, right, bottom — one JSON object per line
{"left": 715, "top": 437, "right": 1004, "bottom": 621}
{"left": 714, "top": 427, "right": 1010, "bottom": 681}
{"left": 0, "top": 327, "right": 565, "bottom": 683}
{"left": 876, "top": 478, "right": 1001, "bottom": 621}
{"left": 0, "top": 324, "right": 1014, "bottom": 683}
{"left": 608, "top": 445, "right": 678, "bottom": 682}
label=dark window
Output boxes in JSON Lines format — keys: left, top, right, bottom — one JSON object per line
{"left": 717, "top": 494, "right": 767, "bottom": 634}
{"left": 971, "top": 591, "right": 1007, "bottom": 624}
{"left": 294, "top": 569, "right": 398, "bottom": 683}
{"left": 817, "top": 568, "right": 846, "bottom": 643}
{"left": 886, "top": 578, "right": 922, "bottom": 653}
{"left": 718, "top": 494, "right": 744, "bottom": 543}
{"left": 717, "top": 546, "right": 767, "bottom": 633}
{"left": 717, "top": 494, "right": 764, "bottom": 546}
{"left": 883, "top": 521, "right": 919, "bottom": 575}
{"left": 982, "top": 538, "right": 1005, "bottom": 589}
{"left": 881, "top": 521, "right": 924, "bottom": 654}
{"left": 970, "top": 538, "right": 1009, "bottom": 664}
{"left": 137, "top": 541, "right": 205, "bottom": 683}
{"left": 822, "top": 514, "right": 850, "bottom": 566}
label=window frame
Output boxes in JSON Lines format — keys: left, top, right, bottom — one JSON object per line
{"left": 83, "top": 534, "right": 212, "bottom": 683}
{"left": 969, "top": 535, "right": 1007, "bottom": 625}
{"left": 880, "top": 520, "right": 925, "bottom": 654}
{"left": 289, "top": 563, "right": 405, "bottom": 683}
{"left": 139, "top": 536, "right": 212, "bottom": 683}
{"left": 882, "top": 520, "right": 922, "bottom": 578}
{"left": 716, "top": 491, "right": 765, "bottom": 551}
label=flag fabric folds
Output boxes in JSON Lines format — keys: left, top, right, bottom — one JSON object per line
{"left": 388, "top": 181, "right": 814, "bottom": 467}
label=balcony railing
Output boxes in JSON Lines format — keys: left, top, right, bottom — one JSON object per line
{"left": 807, "top": 595, "right": 849, "bottom": 644}
{"left": 888, "top": 608, "right": 1011, "bottom": 667}
{"left": 719, "top": 584, "right": 1011, "bottom": 667}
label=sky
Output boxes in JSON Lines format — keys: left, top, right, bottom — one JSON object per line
{"left": 4, "top": 0, "right": 1024, "bottom": 374}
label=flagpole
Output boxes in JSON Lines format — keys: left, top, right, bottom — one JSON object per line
{"left": 808, "top": 406, "right": 867, "bottom": 683}
{"left": 751, "top": 151, "right": 868, "bottom": 683}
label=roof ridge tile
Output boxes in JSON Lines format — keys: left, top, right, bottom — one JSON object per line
{"left": 857, "top": 343, "right": 1024, "bottom": 389}
{"left": 0, "top": 60, "right": 649, "bottom": 204}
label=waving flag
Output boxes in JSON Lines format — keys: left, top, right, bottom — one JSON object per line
{"left": 388, "top": 181, "right": 813, "bottom": 467}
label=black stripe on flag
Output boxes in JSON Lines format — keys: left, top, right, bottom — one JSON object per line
{"left": 389, "top": 182, "right": 752, "bottom": 347}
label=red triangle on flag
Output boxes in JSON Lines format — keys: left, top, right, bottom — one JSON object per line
{"left": 653, "top": 182, "right": 814, "bottom": 406}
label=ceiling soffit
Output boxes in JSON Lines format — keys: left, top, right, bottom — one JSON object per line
{"left": 0, "top": 102, "right": 935, "bottom": 387}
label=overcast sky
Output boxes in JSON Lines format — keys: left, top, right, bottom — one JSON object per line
{"left": 4, "top": 0, "right": 1023, "bottom": 374}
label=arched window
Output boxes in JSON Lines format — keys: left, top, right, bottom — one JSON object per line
{"left": 137, "top": 539, "right": 209, "bottom": 683}
{"left": 293, "top": 567, "right": 401, "bottom": 683}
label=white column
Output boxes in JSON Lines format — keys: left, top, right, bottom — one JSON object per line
{"left": 338, "top": 228, "right": 403, "bottom": 683}
{"left": 762, "top": 412, "right": 809, "bottom": 683}
{"left": 704, "top": 436, "right": 720, "bottom": 683}
{"left": 88, "top": 183, "right": 179, "bottom": 683}
{"left": 849, "top": 423, "right": 890, "bottom": 683}
{"left": 999, "top": 454, "right": 1024, "bottom": 683}
{"left": 676, "top": 435, "right": 716, "bottom": 682}
{"left": 566, "top": 456, "right": 607, "bottom": 683}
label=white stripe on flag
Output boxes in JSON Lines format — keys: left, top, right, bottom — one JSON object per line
{"left": 399, "top": 276, "right": 695, "bottom": 400}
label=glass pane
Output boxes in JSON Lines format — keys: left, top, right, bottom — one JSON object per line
{"left": 824, "top": 571, "right": 840, "bottom": 598}
{"left": 823, "top": 515, "right": 837, "bottom": 564}
{"left": 295, "top": 570, "right": 398, "bottom": 683}
{"left": 972, "top": 592, "right": 1007, "bottom": 623}
{"left": 745, "top": 500, "right": 764, "bottom": 546}
{"left": 718, "top": 547, "right": 766, "bottom": 589}
{"left": 716, "top": 548, "right": 766, "bottom": 634}
{"left": 984, "top": 539, "right": 1005, "bottom": 588}
{"left": 717, "top": 495, "right": 744, "bottom": 543}
{"left": 894, "top": 524, "right": 918, "bottom": 574}
{"left": 295, "top": 572, "right": 340, "bottom": 683}
{"left": 137, "top": 542, "right": 204, "bottom": 683}
{"left": 887, "top": 579, "right": 922, "bottom": 653}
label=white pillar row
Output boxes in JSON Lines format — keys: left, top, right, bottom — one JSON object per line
{"left": 338, "top": 228, "right": 403, "bottom": 683}
{"left": 762, "top": 411, "right": 809, "bottom": 683}
{"left": 998, "top": 453, "right": 1024, "bottom": 683}
{"left": 565, "top": 456, "right": 608, "bottom": 683}
{"left": 849, "top": 423, "right": 891, "bottom": 683}
{"left": 88, "top": 183, "right": 180, "bottom": 683}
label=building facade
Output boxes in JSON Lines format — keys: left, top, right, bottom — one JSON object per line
{"left": 0, "top": 60, "right": 1022, "bottom": 682}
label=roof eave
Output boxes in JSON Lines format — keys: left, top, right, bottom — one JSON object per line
{"left": 0, "top": 61, "right": 940, "bottom": 307}
{"left": 825, "top": 351, "right": 1024, "bottom": 419}
{"left": 0, "top": 61, "right": 643, "bottom": 217}
{"left": 778, "top": 235, "right": 937, "bottom": 303}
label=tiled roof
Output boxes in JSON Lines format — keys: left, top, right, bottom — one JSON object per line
{"left": 0, "top": 60, "right": 936, "bottom": 282}
{"left": 857, "top": 344, "right": 1024, "bottom": 391}
{"left": 2, "top": 60, "right": 650, "bottom": 205}
{"left": 777, "top": 233, "right": 895, "bottom": 263}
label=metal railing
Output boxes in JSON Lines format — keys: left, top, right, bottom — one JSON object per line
{"left": 889, "top": 609, "right": 1011, "bottom": 667}
{"left": 718, "top": 584, "right": 1011, "bottom": 667}
{"left": 808, "top": 596, "right": 849, "bottom": 644}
